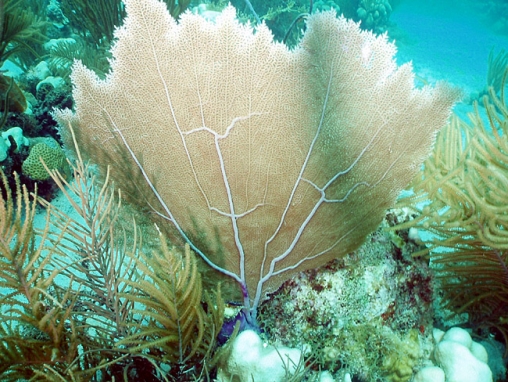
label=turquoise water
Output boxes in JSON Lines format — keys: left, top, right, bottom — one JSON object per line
{"left": 391, "top": 0, "right": 507, "bottom": 97}
{"left": 1, "top": 1, "right": 507, "bottom": 381}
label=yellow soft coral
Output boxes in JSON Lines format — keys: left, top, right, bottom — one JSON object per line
{"left": 381, "top": 329, "right": 421, "bottom": 382}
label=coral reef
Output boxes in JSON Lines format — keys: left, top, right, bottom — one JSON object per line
{"left": 1, "top": 1, "right": 488, "bottom": 380}
{"left": 430, "top": 327, "right": 492, "bottom": 382}
{"left": 0, "top": 73, "right": 27, "bottom": 113}
{"left": 314, "top": 0, "right": 341, "bottom": 13}
{"left": 54, "top": 0, "right": 457, "bottom": 324}
{"left": 396, "top": 70, "right": 508, "bottom": 351}
{"left": 258, "top": 222, "right": 435, "bottom": 381}
{"left": 0, "top": 0, "right": 49, "bottom": 69}
{"left": 0, "top": 143, "right": 225, "bottom": 380}
{"left": 0, "top": 126, "right": 28, "bottom": 161}
{"left": 357, "top": 0, "right": 392, "bottom": 34}
{"left": 216, "top": 329, "right": 304, "bottom": 381}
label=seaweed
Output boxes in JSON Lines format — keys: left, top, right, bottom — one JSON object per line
{"left": 60, "top": 0, "right": 191, "bottom": 49}
{"left": 396, "top": 69, "right": 508, "bottom": 350}
{"left": 0, "top": 0, "right": 49, "bottom": 69}
{"left": 59, "top": 0, "right": 125, "bottom": 48}
{"left": 55, "top": 0, "right": 192, "bottom": 80}
{"left": 473, "top": 47, "right": 508, "bottom": 103}
{"left": 0, "top": 127, "right": 225, "bottom": 380}
{"left": 487, "top": 48, "right": 508, "bottom": 97}
{"left": 162, "top": 0, "right": 192, "bottom": 19}
{"left": 0, "top": 169, "right": 79, "bottom": 380}
{"left": 47, "top": 39, "right": 111, "bottom": 80}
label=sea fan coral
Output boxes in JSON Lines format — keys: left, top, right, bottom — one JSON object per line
{"left": 54, "top": 0, "right": 458, "bottom": 322}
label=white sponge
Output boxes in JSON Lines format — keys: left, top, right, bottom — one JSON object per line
{"left": 217, "top": 330, "right": 302, "bottom": 382}
{"left": 434, "top": 327, "right": 492, "bottom": 382}
{"left": 413, "top": 366, "right": 445, "bottom": 382}
{"left": 0, "top": 126, "right": 30, "bottom": 161}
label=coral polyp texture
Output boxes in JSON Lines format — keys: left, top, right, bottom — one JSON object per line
{"left": 21, "top": 137, "right": 69, "bottom": 180}
{"left": 54, "top": 0, "right": 458, "bottom": 320}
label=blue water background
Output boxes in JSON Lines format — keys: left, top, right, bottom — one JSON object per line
{"left": 391, "top": 0, "right": 508, "bottom": 100}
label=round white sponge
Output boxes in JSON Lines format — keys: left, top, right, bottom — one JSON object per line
{"left": 434, "top": 327, "right": 492, "bottom": 382}
{"left": 413, "top": 366, "right": 445, "bottom": 382}
{"left": 217, "top": 330, "right": 302, "bottom": 382}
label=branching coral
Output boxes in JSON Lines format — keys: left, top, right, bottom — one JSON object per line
{"left": 397, "top": 69, "right": 508, "bottom": 347}
{"left": 0, "top": 130, "right": 224, "bottom": 380}
{"left": 0, "top": 169, "right": 79, "bottom": 379}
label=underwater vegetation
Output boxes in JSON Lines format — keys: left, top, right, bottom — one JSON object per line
{"left": 0, "top": 0, "right": 58, "bottom": 201}
{"left": 0, "top": 0, "right": 48, "bottom": 70}
{"left": 397, "top": 69, "right": 508, "bottom": 352}
{"left": 0, "top": 139, "right": 225, "bottom": 380}
{"left": 51, "top": 0, "right": 191, "bottom": 79}
{"left": 487, "top": 48, "right": 508, "bottom": 97}
{"left": 53, "top": 0, "right": 457, "bottom": 329}
{"left": 7, "top": 0, "right": 508, "bottom": 380}
{"left": 229, "top": 0, "right": 396, "bottom": 46}
{"left": 59, "top": 0, "right": 126, "bottom": 48}
{"left": 468, "top": 48, "right": 508, "bottom": 104}
{"left": 0, "top": 0, "right": 49, "bottom": 123}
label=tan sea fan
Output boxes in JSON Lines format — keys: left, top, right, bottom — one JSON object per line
{"left": 54, "top": 0, "right": 458, "bottom": 322}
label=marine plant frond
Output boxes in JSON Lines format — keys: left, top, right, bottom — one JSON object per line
{"left": 0, "top": 324, "right": 71, "bottom": 380}
{"left": 0, "top": 0, "right": 48, "bottom": 67}
{"left": 48, "top": 39, "right": 111, "bottom": 79}
{"left": 0, "top": 169, "right": 83, "bottom": 379}
{"left": 1, "top": 120, "right": 226, "bottom": 378}
{"left": 393, "top": 113, "right": 474, "bottom": 237}
{"left": 10, "top": 0, "right": 49, "bottom": 19}
{"left": 1, "top": 125, "right": 140, "bottom": 378}
{"left": 396, "top": 68, "right": 508, "bottom": 347}
{"left": 117, "top": 241, "right": 224, "bottom": 376}
{"left": 60, "top": 0, "right": 125, "bottom": 48}
{"left": 162, "top": 0, "right": 191, "bottom": 18}
{"left": 487, "top": 47, "right": 508, "bottom": 97}
{"left": 38, "top": 127, "right": 144, "bottom": 350}
{"left": 0, "top": 171, "right": 56, "bottom": 321}
{"left": 34, "top": 123, "right": 224, "bottom": 378}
